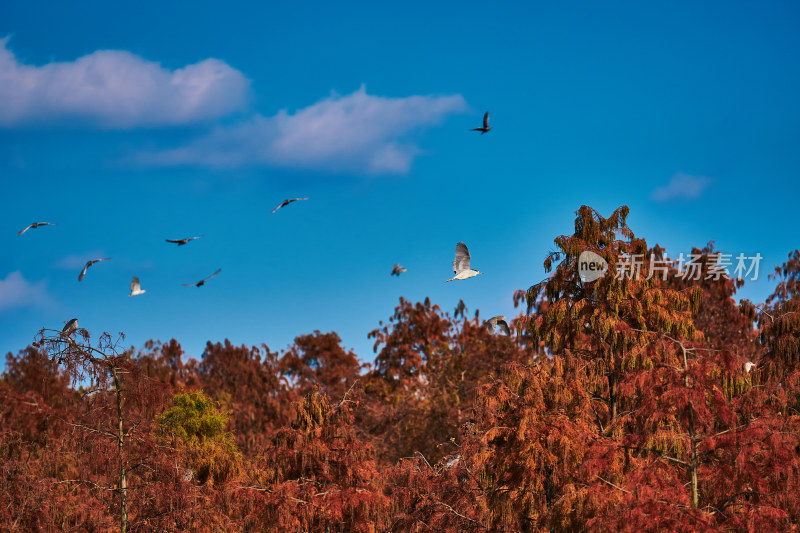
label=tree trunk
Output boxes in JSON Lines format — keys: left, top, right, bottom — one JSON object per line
{"left": 112, "top": 367, "right": 127, "bottom": 533}
{"left": 680, "top": 343, "right": 699, "bottom": 508}
{"left": 688, "top": 400, "right": 699, "bottom": 508}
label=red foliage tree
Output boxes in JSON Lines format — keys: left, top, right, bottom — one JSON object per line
{"left": 659, "top": 242, "right": 758, "bottom": 358}
{"left": 239, "top": 387, "right": 393, "bottom": 532}
{"left": 364, "top": 297, "right": 532, "bottom": 464}
{"left": 3, "top": 209, "right": 799, "bottom": 531}
{"left": 198, "top": 339, "right": 294, "bottom": 453}
{"left": 280, "top": 330, "right": 363, "bottom": 399}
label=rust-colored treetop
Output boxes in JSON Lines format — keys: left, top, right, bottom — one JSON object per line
{"left": 2, "top": 205, "right": 798, "bottom": 532}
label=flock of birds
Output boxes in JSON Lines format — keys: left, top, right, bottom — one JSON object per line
{"left": 17, "top": 197, "right": 316, "bottom": 293}
{"left": 19, "top": 112, "right": 511, "bottom": 343}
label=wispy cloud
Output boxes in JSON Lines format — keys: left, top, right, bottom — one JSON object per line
{"left": 55, "top": 250, "right": 107, "bottom": 270}
{"left": 652, "top": 172, "right": 713, "bottom": 202}
{"left": 0, "top": 36, "right": 250, "bottom": 128}
{"left": 0, "top": 271, "right": 52, "bottom": 311}
{"left": 138, "top": 85, "right": 468, "bottom": 174}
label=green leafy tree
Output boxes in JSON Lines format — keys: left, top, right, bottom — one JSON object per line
{"left": 157, "top": 390, "right": 241, "bottom": 485}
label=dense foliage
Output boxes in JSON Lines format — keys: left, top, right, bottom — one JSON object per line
{"left": 2, "top": 205, "right": 798, "bottom": 531}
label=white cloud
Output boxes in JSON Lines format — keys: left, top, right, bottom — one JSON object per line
{"left": 0, "top": 36, "right": 250, "bottom": 128}
{"left": 652, "top": 172, "right": 713, "bottom": 202}
{"left": 0, "top": 271, "right": 52, "bottom": 311}
{"left": 139, "top": 85, "right": 468, "bottom": 174}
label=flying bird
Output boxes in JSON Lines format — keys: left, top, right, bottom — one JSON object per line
{"left": 391, "top": 264, "right": 407, "bottom": 276}
{"left": 486, "top": 316, "right": 511, "bottom": 336}
{"left": 17, "top": 222, "right": 55, "bottom": 235}
{"left": 78, "top": 258, "right": 111, "bottom": 281}
{"left": 446, "top": 242, "right": 483, "bottom": 282}
{"left": 166, "top": 235, "right": 203, "bottom": 246}
{"left": 271, "top": 197, "right": 309, "bottom": 213}
{"left": 129, "top": 277, "right": 146, "bottom": 296}
{"left": 471, "top": 111, "right": 492, "bottom": 134}
{"left": 182, "top": 268, "right": 221, "bottom": 288}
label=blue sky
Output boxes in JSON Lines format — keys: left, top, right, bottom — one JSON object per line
{"left": 2, "top": 1, "right": 799, "bottom": 366}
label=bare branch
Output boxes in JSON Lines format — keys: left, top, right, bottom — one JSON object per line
{"left": 67, "top": 422, "right": 119, "bottom": 442}
{"left": 596, "top": 475, "right": 632, "bottom": 494}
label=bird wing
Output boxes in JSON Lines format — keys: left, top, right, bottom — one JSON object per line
{"left": 483, "top": 111, "right": 490, "bottom": 128}
{"left": 166, "top": 239, "right": 182, "bottom": 243}
{"left": 131, "top": 277, "right": 140, "bottom": 292}
{"left": 62, "top": 318, "right": 78, "bottom": 333}
{"left": 453, "top": 242, "right": 471, "bottom": 273}
{"left": 78, "top": 262, "right": 90, "bottom": 281}
{"left": 497, "top": 320, "right": 511, "bottom": 336}
{"left": 79, "top": 258, "right": 109, "bottom": 280}
{"left": 271, "top": 200, "right": 289, "bottom": 213}
{"left": 182, "top": 281, "right": 198, "bottom": 287}
{"left": 272, "top": 198, "right": 308, "bottom": 213}
{"left": 203, "top": 268, "right": 222, "bottom": 282}
{"left": 17, "top": 222, "right": 55, "bottom": 235}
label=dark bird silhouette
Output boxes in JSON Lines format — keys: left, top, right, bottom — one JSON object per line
{"left": 486, "top": 316, "right": 511, "bottom": 336}
{"left": 166, "top": 235, "right": 203, "bottom": 246}
{"left": 182, "top": 268, "right": 221, "bottom": 288}
{"left": 271, "top": 197, "right": 309, "bottom": 213}
{"left": 471, "top": 111, "right": 492, "bottom": 134}
{"left": 62, "top": 318, "right": 79, "bottom": 336}
{"left": 17, "top": 222, "right": 55, "bottom": 235}
{"left": 78, "top": 258, "right": 110, "bottom": 281}
{"left": 391, "top": 263, "right": 407, "bottom": 276}
{"left": 60, "top": 318, "right": 79, "bottom": 351}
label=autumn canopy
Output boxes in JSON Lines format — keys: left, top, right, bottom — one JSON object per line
{"left": 2, "top": 205, "right": 799, "bottom": 532}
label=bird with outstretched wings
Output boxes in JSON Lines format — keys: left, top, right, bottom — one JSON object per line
{"left": 446, "top": 242, "right": 483, "bottom": 282}
{"left": 391, "top": 263, "right": 407, "bottom": 276}
{"left": 486, "top": 316, "right": 511, "bottom": 336}
{"left": 17, "top": 222, "right": 55, "bottom": 235}
{"left": 271, "top": 197, "right": 309, "bottom": 213}
{"left": 471, "top": 111, "right": 491, "bottom": 134}
{"left": 166, "top": 235, "right": 203, "bottom": 246}
{"left": 78, "top": 258, "right": 110, "bottom": 281}
{"left": 129, "top": 277, "right": 146, "bottom": 296}
{"left": 183, "top": 268, "right": 221, "bottom": 287}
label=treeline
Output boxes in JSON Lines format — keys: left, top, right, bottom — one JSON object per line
{"left": 2, "top": 205, "right": 799, "bottom": 532}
